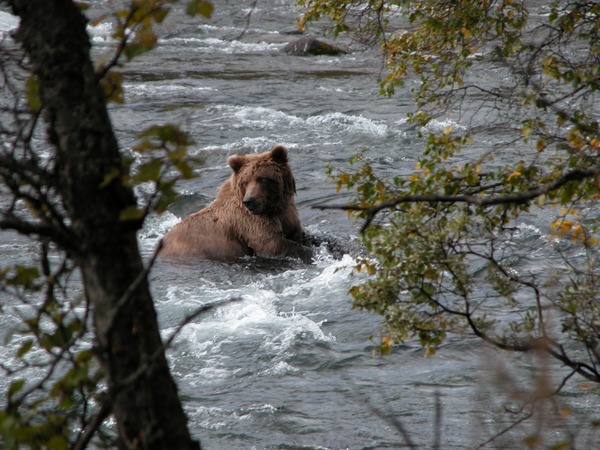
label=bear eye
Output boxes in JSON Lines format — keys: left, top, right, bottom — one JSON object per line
{"left": 257, "top": 177, "right": 274, "bottom": 185}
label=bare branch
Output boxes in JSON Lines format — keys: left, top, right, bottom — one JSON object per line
{"left": 235, "top": 0, "right": 259, "bottom": 40}
{"left": 72, "top": 396, "right": 113, "bottom": 450}
{"left": 0, "top": 214, "right": 74, "bottom": 250}
{"left": 475, "top": 405, "right": 534, "bottom": 450}
{"left": 112, "top": 296, "right": 244, "bottom": 394}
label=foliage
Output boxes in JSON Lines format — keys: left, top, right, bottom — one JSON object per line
{"left": 0, "top": 0, "right": 212, "bottom": 448}
{"left": 116, "top": 123, "right": 199, "bottom": 221}
{"left": 301, "top": 0, "right": 600, "bottom": 386}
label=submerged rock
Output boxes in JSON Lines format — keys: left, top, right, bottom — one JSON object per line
{"left": 282, "top": 36, "right": 346, "bottom": 56}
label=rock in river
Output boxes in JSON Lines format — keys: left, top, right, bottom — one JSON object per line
{"left": 282, "top": 36, "right": 346, "bottom": 56}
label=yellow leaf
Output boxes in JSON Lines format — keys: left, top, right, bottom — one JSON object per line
{"left": 534, "top": 194, "right": 546, "bottom": 208}
{"left": 524, "top": 433, "right": 542, "bottom": 449}
{"left": 521, "top": 124, "right": 533, "bottom": 138}
{"left": 552, "top": 219, "right": 573, "bottom": 234}
{"left": 187, "top": 0, "right": 214, "bottom": 18}
{"left": 571, "top": 224, "right": 584, "bottom": 242}
{"left": 507, "top": 170, "right": 521, "bottom": 181}
{"left": 536, "top": 139, "right": 546, "bottom": 151}
{"left": 559, "top": 407, "right": 572, "bottom": 418}
{"left": 380, "top": 335, "right": 393, "bottom": 355}
{"left": 560, "top": 221, "right": 573, "bottom": 234}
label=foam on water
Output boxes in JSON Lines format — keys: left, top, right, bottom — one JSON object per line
{"left": 124, "top": 82, "right": 214, "bottom": 96}
{"left": 306, "top": 112, "right": 388, "bottom": 137}
{"left": 138, "top": 211, "right": 181, "bottom": 256}
{"left": 147, "top": 243, "right": 356, "bottom": 394}
{"left": 88, "top": 21, "right": 114, "bottom": 43}
{"left": 209, "top": 105, "right": 390, "bottom": 138}
{"left": 162, "top": 268, "right": 341, "bottom": 349}
{"left": 189, "top": 404, "right": 278, "bottom": 431}
{"left": 424, "top": 118, "right": 467, "bottom": 132}
{"left": 163, "top": 37, "right": 282, "bottom": 54}
{"left": 196, "top": 24, "right": 252, "bottom": 35}
{"left": 200, "top": 136, "right": 276, "bottom": 153}
{"left": 211, "top": 104, "right": 302, "bottom": 129}
{"left": 0, "top": 11, "right": 18, "bottom": 35}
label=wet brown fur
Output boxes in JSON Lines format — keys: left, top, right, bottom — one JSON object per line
{"left": 159, "top": 145, "right": 310, "bottom": 261}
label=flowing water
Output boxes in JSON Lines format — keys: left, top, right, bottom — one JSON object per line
{"left": 1, "top": 1, "right": 599, "bottom": 449}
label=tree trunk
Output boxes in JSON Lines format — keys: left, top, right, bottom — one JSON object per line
{"left": 5, "top": 1, "right": 200, "bottom": 448}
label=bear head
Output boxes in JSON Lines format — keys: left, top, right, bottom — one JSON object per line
{"left": 227, "top": 145, "right": 296, "bottom": 216}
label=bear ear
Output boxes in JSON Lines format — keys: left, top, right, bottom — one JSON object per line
{"left": 270, "top": 145, "right": 288, "bottom": 164}
{"left": 228, "top": 154, "right": 246, "bottom": 173}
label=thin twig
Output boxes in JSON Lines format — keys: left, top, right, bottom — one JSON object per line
{"left": 115, "top": 297, "right": 244, "bottom": 389}
{"left": 433, "top": 390, "right": 442, "bottom": 450}
{"left": 72, "top": 395, "right": 113, "bottom": 450}
{"left": 236, "top": 0, "right": 259, "bottom": 41}
{"left": 475, "top": 406, "right": 534, "bottom": 449}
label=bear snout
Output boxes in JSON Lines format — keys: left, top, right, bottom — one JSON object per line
{"left": 243, "top": 196, "right": 263, "bottom": 214}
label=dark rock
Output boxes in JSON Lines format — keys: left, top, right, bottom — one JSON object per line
{"left": 282, "top": 36, "right": 346, "bottom": 56}
{"left": 301, "top": 230, "right": 362, "bottom": 260}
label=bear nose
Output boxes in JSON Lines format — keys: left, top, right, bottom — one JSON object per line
{"left": 243, "top": 197, "right": 260, "bottom": 212}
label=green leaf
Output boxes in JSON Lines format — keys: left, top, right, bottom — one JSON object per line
{"left": 7, "top": 379, "right": 25, "bottom": 399}
{"left": 7, "top": 265, "right": 40, "bottom": 289}
{"left": 124, "top": 29, "right": 157, "bottom": 61}
{"left": 16, "top": 339, "right": 34, "bottom": 358}
{"left": 135, "top": 159, "right": 162, "bottom": 183}
{"left": 74, "top": 1, "right": 90, "bottom": 11}
{"left": 153, "top": 8, "right": 169, "bottom": 23}
{"left": 25, "top": 75, "right": 41, "bottom": 111}
{"left": 75, "top": 349, "right": 95, "bottom": 364}
{"left": 100, "top": 70, "right": 124, "bottom": 104}
{"left": 119, "top": 205, "right": 145, "bottom": 221}
{"left": 124, "top": 43, "right": 147, "bottom": 61}
{"left": 48, "top": 434, "right": 69, "bottom": 450}
{"left": 100, "top": 166, "right": 122, "bottom": 188}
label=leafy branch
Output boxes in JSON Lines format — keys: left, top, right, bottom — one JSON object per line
{"left": 317, "top": 163, "right": 600, "bottom": 233}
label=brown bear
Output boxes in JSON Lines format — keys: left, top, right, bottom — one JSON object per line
{"left": 159, "top": 145, "right": 312, "bottom": 262}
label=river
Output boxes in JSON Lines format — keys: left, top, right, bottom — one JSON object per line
{"left": 1, "top": 1, "right": 599, "bottom": 449}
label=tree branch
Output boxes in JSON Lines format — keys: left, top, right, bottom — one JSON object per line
{"left": 72, "top": 395, "right": 113, "bottom": 450}
{"left": 0, "top": 214, "right": 74, "bottom": 250}
{"left": 315, "top": 164, "right": 600, "bottom": 232}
